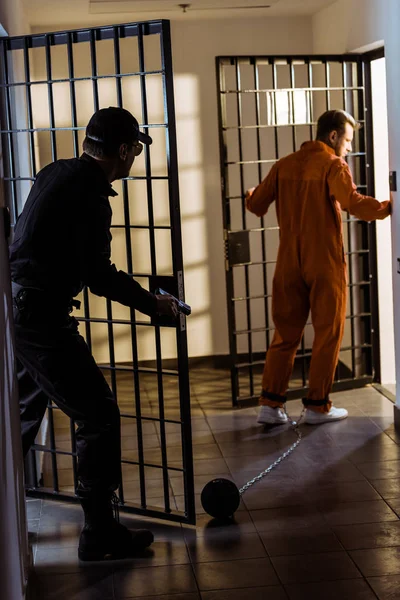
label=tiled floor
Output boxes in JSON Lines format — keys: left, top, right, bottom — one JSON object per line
{"left": 27, "top": 369, "right": 400, "bottom": 599}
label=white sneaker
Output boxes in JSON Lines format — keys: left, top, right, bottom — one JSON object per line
{"left": 257, "top": 405, "right": 288, "bottom": 425}
{"left": 304, "top": 406, "right": 348, "bottom": 425}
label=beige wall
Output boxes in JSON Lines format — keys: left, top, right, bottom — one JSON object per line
{"left": 313, "top": 0, "right": 385, "bottom": 54}
{"left": 0, "top": 0, "right": 30, "bottom": 36}
{"left": 171, "top": 17, "right": 313, "bottom": 361}
{"left": 382, "top": 0, "right": 400, "bottom": 398}
{"left": 29, "top": 16, "right": 313, "bottom": 363}
{"left": 372, "top": 57, "right": 395, "bottom": 385}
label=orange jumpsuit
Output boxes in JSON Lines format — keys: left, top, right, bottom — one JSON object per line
{"left": 246, "top": 141, "right": 391, "bottom": 412}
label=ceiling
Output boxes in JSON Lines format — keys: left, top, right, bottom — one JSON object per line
{"left": 24, "top": 0, "right": 337, "bottom": 28}
{"left": 89, "top": 0, "right": 281, "bottom": 16}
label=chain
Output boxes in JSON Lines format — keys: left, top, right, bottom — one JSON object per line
{"left": 238, "top": 408, "right": 305, "bottom": 495}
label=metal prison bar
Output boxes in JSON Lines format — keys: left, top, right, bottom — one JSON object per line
{"left": 217, "top": 54, "right": 381, "bottom": 408}
{"left": 0, "top": 20, "right": 196, "bottom": 525}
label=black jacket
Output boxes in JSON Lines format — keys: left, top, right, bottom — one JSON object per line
{"left": 9, "top": 153, "right": 157, "bottom": 316}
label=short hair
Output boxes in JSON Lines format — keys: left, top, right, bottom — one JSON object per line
{"left": 82, "top": 136, "right": 127, "bottom": 159}
{"left": 316, "top": 109, "right": 360, "bottom": 140}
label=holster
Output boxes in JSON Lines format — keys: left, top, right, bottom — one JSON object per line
{"left": 11, "top": 281, "right": 81, "bottom": 317}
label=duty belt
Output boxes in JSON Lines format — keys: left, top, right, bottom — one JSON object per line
{"left": 11, "top": 281, "right": 81, "bottom": 314}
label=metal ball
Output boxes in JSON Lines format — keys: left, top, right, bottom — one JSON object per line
{"left": 200, "top": 478, "right": 241, "bottom": 520}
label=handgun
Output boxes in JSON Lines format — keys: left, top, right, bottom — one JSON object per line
{"left": 156, "top": 288, "right": 191, "bottom": 316}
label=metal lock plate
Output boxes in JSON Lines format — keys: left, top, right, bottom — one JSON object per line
{"left": 227, "top": 230, "right": 250, "bottom": 267}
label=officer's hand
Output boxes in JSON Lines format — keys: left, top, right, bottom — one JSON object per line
{"left": 155, "top": 294, "right": 179, "bottom": 319}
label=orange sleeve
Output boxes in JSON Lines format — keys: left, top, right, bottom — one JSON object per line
{"left": 246, "top": 162, "right": 278, "bottom": 217}
{"left": 328, "top": 160, "right": 391, "bottom": 221}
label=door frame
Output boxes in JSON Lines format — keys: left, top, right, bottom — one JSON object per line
{"left": 216, "top": 50, "right": 383, "bottom": 407}
{"left": 0, "top": 19, "right": 196, "bottom": 525}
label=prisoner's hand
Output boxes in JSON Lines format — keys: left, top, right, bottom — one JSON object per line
{"left": 155, "top": 294, "right": 179, "bottom": 319}
{"left": 245, "top": 187, "right": 256, "bottom": 208}
{"left": 246, "top": 187, "right": 256, "bottom": 199}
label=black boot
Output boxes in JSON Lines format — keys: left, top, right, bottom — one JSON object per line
{"left": 78, "top": 493, "right": 154, "bottom": 561}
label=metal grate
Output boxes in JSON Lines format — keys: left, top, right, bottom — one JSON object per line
{"left": 0, "top": 20, "right": 195, "bottom": 524}
{"left": 217, "top": 54, "right": 380, "bottom": 407}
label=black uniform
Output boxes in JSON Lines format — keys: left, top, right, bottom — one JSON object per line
{"left": 10, "top": 153, "right": 157, "bottom": 498}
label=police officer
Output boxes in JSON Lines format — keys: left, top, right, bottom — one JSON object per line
{"left": 9, "top": 107, "right": 178, "bottom": 561}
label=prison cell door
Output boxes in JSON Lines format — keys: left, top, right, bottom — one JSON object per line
{"left": 0, "top": 20, "right": 195, "bottom": 525}
{"left": 217, "top": 53, "right": 381, "bottom": 408}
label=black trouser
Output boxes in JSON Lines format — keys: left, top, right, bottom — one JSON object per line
{"left": 12, "top": 286, "right": 122, "bottom": 499}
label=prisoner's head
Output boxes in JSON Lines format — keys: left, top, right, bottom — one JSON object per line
{"left": 316, "top": 109, "right": 359, "bottom": 158}
{"left": 83, "top": 107, "right": 152, "bottom": 179}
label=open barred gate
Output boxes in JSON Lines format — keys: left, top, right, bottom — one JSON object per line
{"left": 217, "top": 51, "right": 382, "bottom": 407}
{"left": 0, "top": 20, "right": 196, "bottom": 524}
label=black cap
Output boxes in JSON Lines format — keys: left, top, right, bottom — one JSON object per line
{"left": 85, "top": 106, "right": 152, "bottom": 147}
